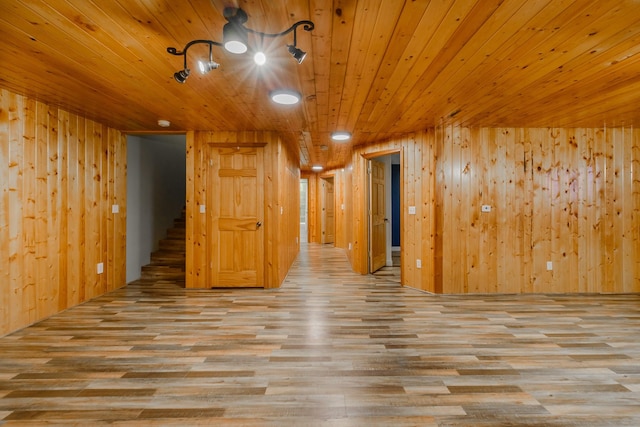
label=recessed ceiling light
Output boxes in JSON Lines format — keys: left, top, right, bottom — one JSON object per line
{"left": 157, "top": 119, "right": 171, "bottom": 127}
{"left": 331, "top": 131, "right": 351, "bottom": 141}
{"left": 270, "top": 90, "right": 301, "bottom": 105}
{"left": 311, "top": 165, "right": 323, "bottom": 171}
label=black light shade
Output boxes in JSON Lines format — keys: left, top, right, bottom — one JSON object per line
{"left": 223, "top": 22, "right": 249, "bottom": 54}
{"left": 174, "top": 68, "right": 190, "bottom": 83}
{"left": 287, "top": 45, "right": 307, "bottom": 64}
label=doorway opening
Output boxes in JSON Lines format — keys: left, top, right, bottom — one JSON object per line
{"left": 320, "top": 176, "right": 335, "bottom": 245}
{"left": 300, "top": 179, "right": 308, "bottom": 243}
{"left": 125, "top": 134, "right": 186, "bottom": 284}
{"left": 366, "top": 151, "right": 401, "bottom": 282}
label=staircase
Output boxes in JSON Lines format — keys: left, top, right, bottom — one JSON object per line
{"left": 138, "top": 209, "right": 186, "bottom": 286}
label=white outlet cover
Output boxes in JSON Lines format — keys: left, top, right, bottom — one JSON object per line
{"left": 416, "top": 259, "right": 422, "bottom": 268}
{"left": 481, "top": 205, "right": 491, "bottom": 212}
{"left": 199, "top": 205, "right": 206, "bottom": 213}
{"left": 409, "top": 206, "right": 416, "bottom": 215}
{"left": 97, "top": 263, "right": 104, "bottom": 274}
{"left": 546, "top": 261, "right": 553, "bottom": 271}
{"left": 111, "top": 204, "right": 119, "bottom": 214}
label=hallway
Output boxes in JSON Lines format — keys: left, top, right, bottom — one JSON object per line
{"left": 0, "top": 244, "right": 639, "bottom": 425}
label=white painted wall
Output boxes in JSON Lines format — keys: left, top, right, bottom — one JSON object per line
{"left": 126, "top": 134, "right": 186, "bottom": 283}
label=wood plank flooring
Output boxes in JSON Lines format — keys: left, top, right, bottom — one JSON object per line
{"left": 0, "top": 243, "right": 639, "bottom": 426}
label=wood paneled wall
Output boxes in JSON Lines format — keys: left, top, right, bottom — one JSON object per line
{"left": 0, "top": 89, "right": 127, "bottom": 336}
{"left": 350, "top": 132, "right": 438, "bottom": 292}
{"left": 345, "top": 126, "right": 640, "bottom": 294}
{"left": 186, "top": 131, "right": 299, "bottom": 289}
{"left": 277, "top": 137, "right": 301, "bottom": 284}
{"left": 304, "top": 169, "right": 349, "bottom": 248}
{"left": 436, "top": 126, "right": 640, "bottom": 294}
{"left": 303, "top": 173, "right": 319, "bottom": 244}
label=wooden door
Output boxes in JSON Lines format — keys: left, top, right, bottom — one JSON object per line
{"left": 369, "top": 159, "right": 386, "bottom": 272}
{"left": 209, "top": 146, "right": 264, "bottom": 287}
{"left": 321, "top": 177, "right": 335, "bottom": 244}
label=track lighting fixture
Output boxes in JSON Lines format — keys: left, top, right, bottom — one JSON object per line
{"left": 222, "top": 8, "right": 249, "bottom": 54}
{"left": 288, "top": 45, "right": 307, "bottom": 64}
{"left": 198, "top": 59, "right": 219, "bottom": 74}
{"left": 167, "top": 7, "right": 314, "bottom": 82}
{"left": 197, "top": 44, "right": 220, "bottom": 74}
{"left": 174, "top": 68, "right": 190, "bottom": 84}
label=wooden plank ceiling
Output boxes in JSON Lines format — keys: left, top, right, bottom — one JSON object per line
{"left": 1, "top": 0, "right": 640, "bottom": 170}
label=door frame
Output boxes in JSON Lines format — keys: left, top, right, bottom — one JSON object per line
{"left": 320, "top": 175, "right": 335, "bottom": 245}
{"left": 362, "top": 149, "right": 403, "bottom": 278}
{"left": 207, "top": 143, "right": 266, "bottom": 288}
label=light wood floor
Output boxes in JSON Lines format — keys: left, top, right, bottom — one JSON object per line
{"left": 1, "top": 244, "right": 639, "bottom": 426}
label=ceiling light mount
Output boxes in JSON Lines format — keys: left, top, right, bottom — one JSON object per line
{"left": 331, "top": 131, "right": 352, "bottom": 141}
{"left": 270, "top": 89, "right": 302, "bottom": 105}
{"left": 167, "top": 7, "right": 315, "bottom": 83}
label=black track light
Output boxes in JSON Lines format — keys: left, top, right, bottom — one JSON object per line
{"left": 288, "top": 45, "right": 307, "bottom": 64}
{"left": 223, "top": 8, "right": 249, "bottom": 54}
{"left": 167, "top": 7, "right": 315, "bottom": 83}
{"left": 174, "top": 68, "right": 190, "bottom": 83}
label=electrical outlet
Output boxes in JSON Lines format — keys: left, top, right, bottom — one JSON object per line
{"left": 546, "top": 261, "right": 553, "bottom": 271}
{"left": 348, "top": 243, "right": 352, "bottom": 250}
{"left": 199, "top": 204, "right": 206, "bottom": 213}
{"left": 409, "top": 206, "right": 416, "bottom": 215}
{"left": 97, "top": 263, "right": 104, "bottom": 274}
{"left": 111, "top": 204, "right": 119, "bottom": 214}
{"left": 416, "top": 259, "right": 422, "bottom": 269}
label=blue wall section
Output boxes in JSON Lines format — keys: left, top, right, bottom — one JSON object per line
{"left": 391, "top": 164, "right": 400, "bottom": 246}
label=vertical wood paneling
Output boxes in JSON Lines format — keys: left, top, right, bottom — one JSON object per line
{"left": 343, "top": 163, "right": 354, "bottom": 264}
{"left": 346, "top": 125, "right": 639, "bottom": 294}
{"left": 185, "top": 131, "right": 196, "bottom": 288}
{"left": 8, "top": 92, "right": 24, "bottom": 332}
{"left": 632, "top": 128, "right": 640, "bottom": 292}
{"left": 66, "top": 113, "right": 79, "bottom": 308}
{"left": 348, "top": 131, "right": 436, "bottom": 292}
{"left": 593, "top": 128, "right": 607, "bottom": 292}
{"left": 422, "top": 130, "right": 437, "bottom": 293}
{"left": 34, "top": 102, "right": 50, "bottom": 317}
{"left": 333, "top": 169, "right": 346, "bottom": 250}
{"left": 450, "top": 127, "right": 465, "bottom": 293}
{"left": 436, "top": 125, "right": 640, "bottom": 294}
{"left": 114, "top": 128, "right": 127, "bottom": 290}
{"left": 276, "top": 136, "right": 300, "bottom": 283}
{"left": 410, "top": 134, "right": 426, "bottom": 287}
{"left": 186, "top": 131, "right": 298, "bottom": 289}
{"left": 608, "top": 128, "right": 623, "bottom": 292}
{"left": 57, "top": 109, "right": 70, "bottom": 310}
{"left": 0, "top": 91, "right": 9, "bottom": 331}
{"left": 23, "top": 98, "right": 37, "bottom": 323}
{"left": 0, "top": 89, "right": 127, "bottom": 337}
{"left": 304, "top": 173, "right": 318, "bottom": 243}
